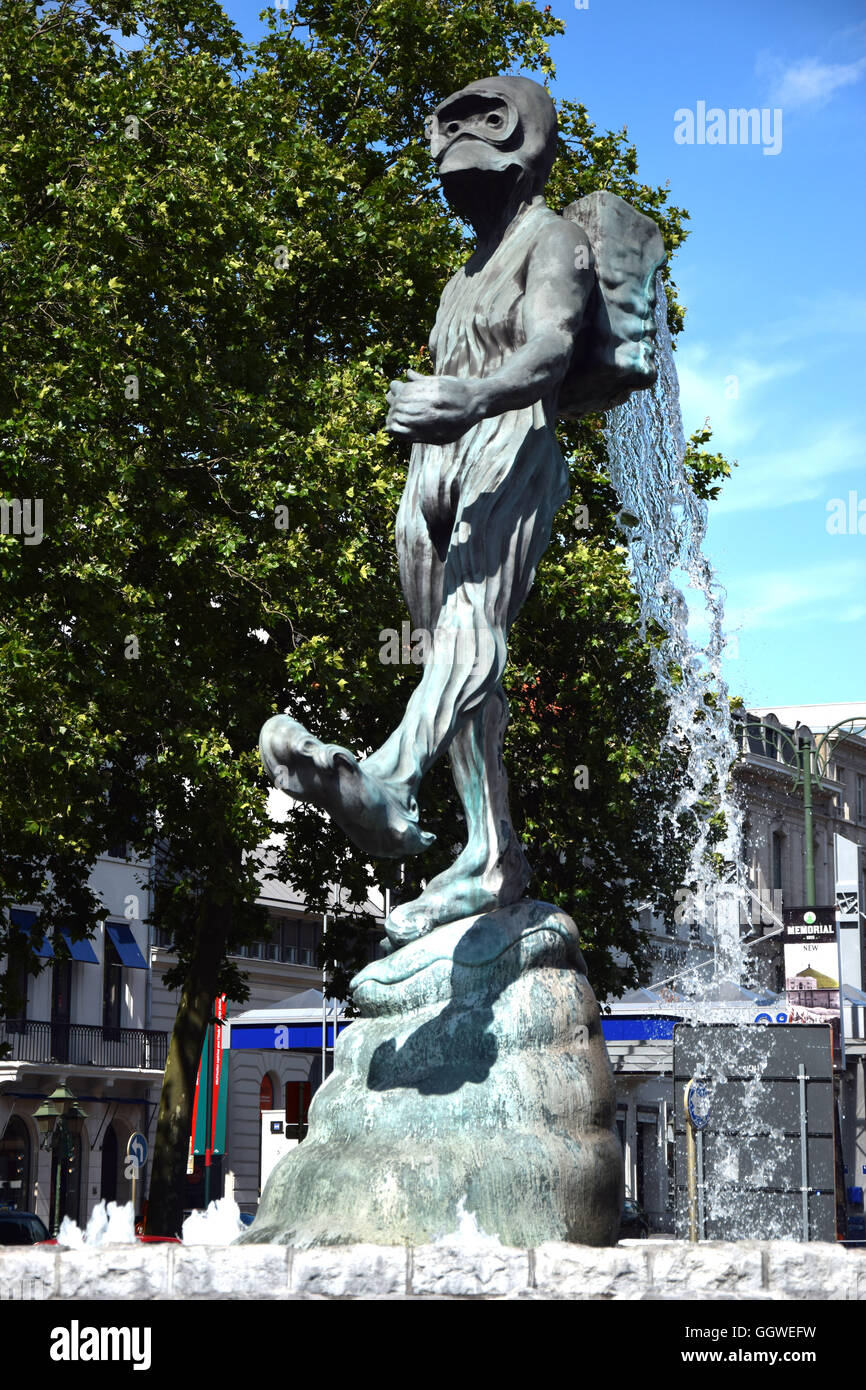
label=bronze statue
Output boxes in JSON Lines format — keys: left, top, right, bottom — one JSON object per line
{"left": 243, "top": 75, "right": 666, "bottom": 1252}
{"left": 260, "top": 76, "right": 664, "bottom": 949}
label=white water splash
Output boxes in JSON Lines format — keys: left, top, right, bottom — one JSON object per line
{"left": 604, "top": 279, "right": 748, "bottom": 991}
{"left": 56, "top": 1199, "right": 136, "bottom": 1247}
{"left": 433, "top": 1196, "right": 509, "bottom": 1250}
{"left": 181, "top": 1196, "right": 247, "bottom": 1244}
{"left": 51, "top": 1196, "right": 246, "bottom": 1245}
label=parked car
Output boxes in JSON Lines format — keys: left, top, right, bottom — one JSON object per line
{"left": 619, "top": 1199, "right": 650, "bottom": 1239}
{"left": 0, "top": 1210, "right": 50, "bottom": 1245}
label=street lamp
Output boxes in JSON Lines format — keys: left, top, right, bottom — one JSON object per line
{"left": 739, "top": 714, "right": 866, "bottom": 908}
{"left": 34, "top": 1083, "right": 87, "bottom": 1236}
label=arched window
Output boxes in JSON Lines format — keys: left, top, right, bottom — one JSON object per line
{"left": 285, "top": 1081, "right": 312, "bottom": 1140}
{"left": 259, "top": 1075, "right": 274, "bottom": 1113}
{"left": 0, "top": 1117, "right": 32, "bottom": 1211}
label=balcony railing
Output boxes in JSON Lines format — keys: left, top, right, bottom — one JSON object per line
{"left": 0, "top": 1020, "right": 169, "bottom": 1070}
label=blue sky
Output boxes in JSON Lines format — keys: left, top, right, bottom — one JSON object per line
{"left": 224, "top": 0, "right": 866, "bottom": 713}
{"left": 540, "top": 0, "right": 866, "bottom": 713}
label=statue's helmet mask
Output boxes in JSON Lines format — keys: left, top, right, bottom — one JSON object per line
{"left": 426, "top": 76, "right": 558, "bottom": 215}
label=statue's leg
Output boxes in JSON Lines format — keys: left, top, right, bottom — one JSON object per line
{"left": 380, "top": 428, "right": 566, "bottom": 942}
{"left": 259, "top": 430, "right": 565, "bottom": 870}
{"left": 258, "top": 444, "right": 451, "bottom": 860}
{"left": 384, "top": 686, "right": 531, "bottom": 943}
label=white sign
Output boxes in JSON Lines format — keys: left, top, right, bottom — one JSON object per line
{"left": 687, "top": 1082, "right": 711, "bottom": 1130}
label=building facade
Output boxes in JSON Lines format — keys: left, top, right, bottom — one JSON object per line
{"left": 608, "top": 703, "right": 866, "bottom": 1234}
{"left": 0, "top": 848, "right": 161, "bottom": 1232}
{"left": 4, "top": 703, "right": 865, "bottom": 1238}
{"left": 0, "top": 830, "right": 381, "bottom": 1231}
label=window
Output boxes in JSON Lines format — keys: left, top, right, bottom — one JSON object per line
{"left": 0, "top": 1117, "right": 32, "bottom": 1211}
{"left": 51, "top": 958, "right": 73, "bottom": 1063}
{"left": 285, "top": 1081, "right": 312, "bottom": 1140}
{"left": 858, "top": 775, "right": 865, "bottom": 822}
{"left": 772, "top": 832, "right": 784, "bottom": 892}
{"left": 5, "top": 945, "right": 29, "bottom": 1032}
{"left": 237, "top": 918, "right": 323, "bottom": 966}
{"left": 275, "top": 919, "right": 320, "bottom": 966}
{"left": 102, "top": 934, "right": 123, "bottom": 1036}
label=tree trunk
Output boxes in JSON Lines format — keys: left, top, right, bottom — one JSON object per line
{"left": 145, "top": 898, "right": 231, "bottom": 1237}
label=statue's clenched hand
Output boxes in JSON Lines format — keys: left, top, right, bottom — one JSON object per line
{"left": 386, "top": 370, "right": 484, "bottom": 444}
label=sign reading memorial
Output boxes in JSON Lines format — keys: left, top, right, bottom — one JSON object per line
{"left": 782, "top": 907, "right": 842, "bottom": 1066}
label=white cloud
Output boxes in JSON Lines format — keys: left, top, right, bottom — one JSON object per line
{"left": 672, "top": 339, "right": 864, "bottom": 516}
{"left": 720, "top": 558, "right": 866, "bottom": 633}
{"left": 769, "top": 56, "right": 866, "bottom": 110}
{"left": 710, "top": 424, "right": 863, "bottom": 515}
{"left": 676, "top": 343, "right": 805, "bottom": 450}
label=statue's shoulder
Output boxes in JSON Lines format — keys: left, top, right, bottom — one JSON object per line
{"left": 532, "top": 203, "right": 588, "bottom": 244}
{"left": 525, "top": 205, "right": 590, "bottom": 272}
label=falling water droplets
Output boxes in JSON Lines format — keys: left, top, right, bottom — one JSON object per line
{"left": 603, "top": 278, "right": 749, "bottom": 995}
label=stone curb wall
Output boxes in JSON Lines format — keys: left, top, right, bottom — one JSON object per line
{"left": 1, "top": 1239, "right": 865, "bottom": 1300}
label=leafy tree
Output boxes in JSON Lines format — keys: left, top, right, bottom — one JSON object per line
{"left": 0, "top": 0, "right": 729, "bottom": 1230}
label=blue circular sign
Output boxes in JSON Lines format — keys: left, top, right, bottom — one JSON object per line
{"left": 126, "top": 1132, "right": 148, "bottom": 1168}
{"left": 687, "top": 1082, "right": 711, "bottom": 1130}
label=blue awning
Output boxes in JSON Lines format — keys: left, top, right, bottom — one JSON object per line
{"left": 602, "top": 1016, "right": 678, "bottom": 1041}
{"left": 11, "top": 908, "right": 53, "bottom": 958}
{"left": 60, "top": 929, "right": 99, "bottom": 964}
{"left": 105, "top": 921, "right": 148, "bottom": 969}
{"left": 230, "top": 1023, "right": 348, "bottom": 1050}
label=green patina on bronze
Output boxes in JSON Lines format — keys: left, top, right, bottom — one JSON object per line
{"left": 239, "top": 903, "right": 621, "bottom": 1248}
{"left": 246, "top": 73, "right": 663, "bottom": 1248}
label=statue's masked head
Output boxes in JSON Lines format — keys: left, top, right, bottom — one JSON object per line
{"left": 426, "top": 75, "right": 558, "bottom": 223}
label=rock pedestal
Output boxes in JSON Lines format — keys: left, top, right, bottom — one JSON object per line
{"left": 237, "top": 901, "right": 622, "bottom": 1248}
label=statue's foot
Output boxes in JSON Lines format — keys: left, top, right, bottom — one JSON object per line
{"left": 260, "top": 714, "right": 435, "bottom": 860}
{"left": 385, "top": 833, "right": 531, "bottom": 947}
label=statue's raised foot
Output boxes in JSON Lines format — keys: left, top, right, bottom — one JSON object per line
{"left": 385, "top": 832, "right": 530, "bottom": 946}
{"left": 259, "top": 714, "right": 435, "bottom": 859}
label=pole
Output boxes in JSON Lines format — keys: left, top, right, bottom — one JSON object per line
{"left": 321, "top": 912, "right": 328, "bottom": 1087}
{"left": 798, "top": 1063, "right": 810, "bottom": 1241}
{"left": 801, "top": 740, "right": 816, "bottom": 908}
{"left": 696, "top": 1127, "right": 705, "bottom": 1239}
{"left": 203, "top": 1014, "right": 213, "bottom": 1211}
{"left": 52, "top": 1127, "right": 65, "bottom": 1237}
{"left": 684, "top": 1080, "right": 698, "bottom": 1243}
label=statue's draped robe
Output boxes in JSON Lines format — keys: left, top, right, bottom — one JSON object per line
{"left": 370, "top": 197, "right": 571, "bottom": 788}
